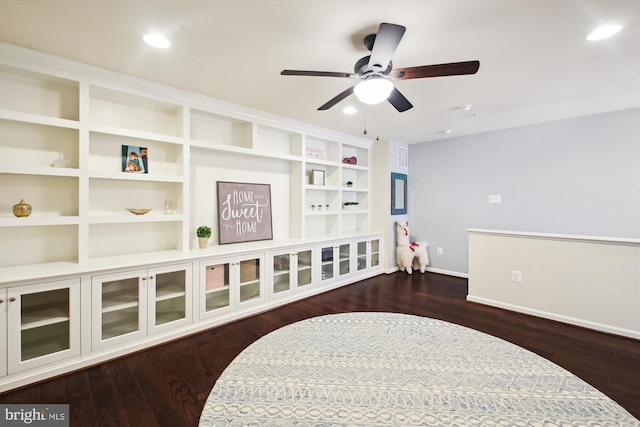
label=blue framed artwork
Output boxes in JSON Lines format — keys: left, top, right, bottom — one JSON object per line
{"left": 391, "top": 172, "right": 407, "bottom": 215}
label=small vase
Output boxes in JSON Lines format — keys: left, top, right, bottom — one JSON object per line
{"left": 198, "top": 237, "right": 209, "bottom": 249}
{"left": 50, "top": 152, "right": 69, "bottom": 168}
{"left": 12, "top": 198, "right": 32, "bottom": 217}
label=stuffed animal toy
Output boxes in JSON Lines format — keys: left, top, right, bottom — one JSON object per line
{"left": 395, "top": 221, "right": 430, "bottom": 274}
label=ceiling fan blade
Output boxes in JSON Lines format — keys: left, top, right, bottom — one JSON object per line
{"left": 368, "top": 23, "right": 406, "bottom": 71}
{"left": 318, "top": 86, "right": 355, "bottom": 110}
{"left": 389, "top": 60, "right": 480, "bottom": 80}
{"left": 387, "top": 87, "right": 413, "bottom": 112}
{"left": 281, "top": 70, "right": 354, "bottom": 78}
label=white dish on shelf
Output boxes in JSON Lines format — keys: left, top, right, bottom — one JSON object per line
{"left": 126, "top": 208, "right": 152, "bottom": 215}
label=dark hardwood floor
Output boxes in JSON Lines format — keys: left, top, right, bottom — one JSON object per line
{"left": 2, "top": 271, "right": 639, "bottom": 426}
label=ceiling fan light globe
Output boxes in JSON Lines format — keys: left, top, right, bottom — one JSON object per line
{"left": 354, "top": 78, "right": 394, "bottom": 104}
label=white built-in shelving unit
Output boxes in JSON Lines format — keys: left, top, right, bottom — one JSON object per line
{"left": 0, "top": 42, "right": 384, "bottom": 392}
{"left": 0, "top": 53, "right": 375, "bottom": 273}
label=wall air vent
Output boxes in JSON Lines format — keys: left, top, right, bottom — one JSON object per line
{"left": 397, "top": 146, "right": 408, "bottom": 168}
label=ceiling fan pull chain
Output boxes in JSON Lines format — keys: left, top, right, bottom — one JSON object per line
{"left": 376, "top": 104, "right": 380, "bottom": 141}
{"left": 363, "top": 107, "right": 368, "bottom": 135}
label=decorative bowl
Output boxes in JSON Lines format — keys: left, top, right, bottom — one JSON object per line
{"left": 127, "top": 208, "right": 152, "bottom": 215}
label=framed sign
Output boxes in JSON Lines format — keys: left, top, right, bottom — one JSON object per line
{"left": 311, "top": 169, "right": 325, "bottom": 186}
{"left": 217, "top": 181, "right": 273, "bottom": 244}
{"left": 391, "top": 172, "right": 407, "bottom": 215}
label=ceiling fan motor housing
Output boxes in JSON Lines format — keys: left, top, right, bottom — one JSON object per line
{"left": 354, "top": 55, "right": 392, "bottom": 76}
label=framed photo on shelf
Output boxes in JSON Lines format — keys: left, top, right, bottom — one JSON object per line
{"left": 122, "top": 145, "right": 148, "bottom": 173}
{"left": 217, "top": 181, "right": 273, "bottom": 244}
{"left": 311, "top": 169, "right": 325, "bottom": 186}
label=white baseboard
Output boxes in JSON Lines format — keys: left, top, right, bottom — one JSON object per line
{"left": 467, "top": 295, "right": 640, "bottom": 340}
{"left": 424, "top": 267, "right": 468, "bottom": 278}
{"left": 384, "top": 266, "right": 468, "bottom": 279}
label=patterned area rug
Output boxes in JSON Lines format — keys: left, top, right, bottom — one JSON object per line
{"left": 199, "top": 312, "right": 638, "bottom": 426}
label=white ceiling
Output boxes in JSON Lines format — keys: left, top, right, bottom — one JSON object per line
{"left": 1, "top": 0, "right": 638, "bottom": 144}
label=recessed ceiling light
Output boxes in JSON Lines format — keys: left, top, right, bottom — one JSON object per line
{"left": 457, "top": 105, "right": 472, "bottom": 112}
{"left": 343, "top": 106, "right": 357, "bottom": 114}
{"left": 144, "top": 33, "right": 171, "bottom": 48}
{"left": 440, "top": 129, "right": 452, "bottom": 135}
{"left": 586, "top": 24, "right": 622, "bottom": 41}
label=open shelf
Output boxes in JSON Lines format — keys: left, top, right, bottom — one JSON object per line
{"left": 0, "top": 119, "right": 79, "bottom": 171}
{"left": 0, "top": 65, "right": 79, "bottom": 121}
{"left": 190, "top": 108, "right": 253, "bottom": 149}
{"left": 0, "top": 225, "right": 78, "bottom": 268}
{"left": 90, "top": 86, "right": 182, "bottom": 137}
{"left": 89, "top": 131, "right": 184, "bottom": 178}
{"left": 254, "top": 124, "right": 303, "bottom": 157}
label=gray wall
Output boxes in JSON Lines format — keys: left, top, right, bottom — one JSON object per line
{"left": 408, "top": 108, "right": 640, "bottom": 275}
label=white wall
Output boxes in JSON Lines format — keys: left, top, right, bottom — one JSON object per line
{"left": 408, "top": 108, "right": 640, "bottom": 275}
{"left": 372, "top": 139, "right": 409, "bottom": 271}
{"left": 468, "top": 229, "right": 640, "bottom": 339}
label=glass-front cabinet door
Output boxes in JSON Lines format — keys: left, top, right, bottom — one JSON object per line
{"left": 320, "top": 245, "right": 335, "bottom": 282}
{"left": 148, "top": 263, "right": 192, "bottom": 334}
{"left": 296, "top": 249, "right": 313, "bottom": 289}
{"left": 238, "top": 255, "right": 263, "bottom": 306}
{"left": 272, "top": 252, "right": 292, "bottom": 294}
{"left": 201, "top": 259, "right": 232, "bottom": 318}
{"left": 357, "top": 238, "right": 381, "bottom": 272}
{"left": 370, "top": 239, "right": 380, "bottom": 268}
{"left": 270, "top": 247, "right": 314, "bottom": 298}
{"left": 319, "top": 241, "right": 351, "bottom": 284}
{"left": 199, "top": 253, "right": 264, "bottom": 319}
{"left": 92, "top": 269, "right": 147, "bottom": 350}
{"left": 338, "top": 243, "right": 351, "bottom": 278}
{"left": 357, "top": 241, "right": 368, "bottom": 271}
{"left": 7, "top": 278, "right": 81, "bottom": 374}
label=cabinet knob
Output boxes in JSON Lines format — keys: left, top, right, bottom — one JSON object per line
{"left": 149, "top": 275, "right": 154, "bottom": 280}
{"left": 9, "top": 297, "right": 16, "bottom": 302}
{"left": 141, "top": 277, "right": 147, "bottom": 281}
{"left": 0, "top": 298, "right": 3, "bottom": 303}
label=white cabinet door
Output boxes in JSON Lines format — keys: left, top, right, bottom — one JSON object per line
{"left": 236, "top": 254, "right": 264, "bottom": 308}
{"left": 92, "top": 269, "right": 148, "bottom": 350}
{"left": 356, "top": 237, "right": 381, "bottom": 272}
{"left": 7, "top": 278, "right": 81, "bottom": 374}
{"left": 92, "top": 263, "right": 193, "bottom": 349}
{"left": 269, "top": 247, "right": 314, "bottom": 298}
{"left": 199, "top": 253, "right": 264, "bottom": 319}
{"left": 0, "top": 289, "right": 6, "bottom": 377}
{"left": 147, "top": 263, "right": 192, "bottom": 335}
{"left": 318, "top": 241, "right": 351, "bottom": 285}
{"left": 200, "top": 258, "right": 233, "bottom": 319}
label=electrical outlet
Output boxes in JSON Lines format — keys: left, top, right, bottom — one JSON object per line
{"left": 436, "top": 247, "right": 443, "bottom": 255}
{"left": 488, "top": 194, "right": 502, "bottom": 204}
{"left": 511, "top": 270, "right": 522, "bottom": 283}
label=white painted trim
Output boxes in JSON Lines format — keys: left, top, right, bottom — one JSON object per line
{"left": 467, "top": 228, "right": 640, "bottom": 246}
{"left": 384, "top": 267, "right": 469, "bottom": 279}
{"left": 384, "top": 266, "right": 468, "bottom": 278}
{"left": 425, "top": 267, "right": 469, "bottom": 278}
{"left": 467, "top": 295, "right": 640, "bottom": 340}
